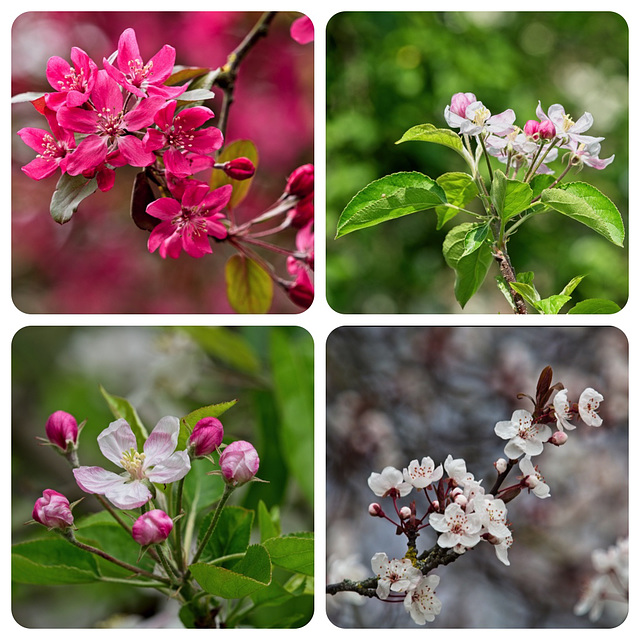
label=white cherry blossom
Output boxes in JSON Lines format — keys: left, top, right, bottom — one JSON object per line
{"left": 403, "top": 456, "right": 443, "bottom": 489}
{"left": 519, "top": 456, "right": 550, "bottom": 499}
{"left": 579, "top": 388, "right": 604, "bottom": 427}
{"left": 472, "top": 495, "right": 511, "bottom": 538}
{"left": 403, "top": 575, "right": 442, "bottom": 624}
{"left": 371, "top": 552, "right": 423, "bottom": 599}
{"left": 429, "top": 503, "right": 482, "bottom": 549}
{"left": 494, "top": 409, "right": 552, "bottom": 459}
{"left": 368, "top": 466, "right": 413, "bottom": 498}
{"left": 553, "top": 389, "right": 577, "bottom": 431}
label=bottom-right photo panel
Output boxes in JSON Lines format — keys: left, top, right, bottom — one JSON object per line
{"left": 326, "top": 326, "right": 628, "bottom": 628}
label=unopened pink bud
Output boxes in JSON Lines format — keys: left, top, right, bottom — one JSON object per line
{"left": 287, "top": 270, "right": 314, "bottom": 308}
{"left": 219, "top": 440, "right": 260, "bottom": 486}
{"left": 369, "top": 502, "right": 384, "bottom": 517}
{"left": 523, "top": 119, "right": 541, "bottom": 138}
{"left": 223, "top": 157, "right": 255, "bottom": 180}
{"left": 32, "top": 489, "right": 74, "bottom": 529}
{"left": 454, "top": 494, "right": 468, "bottom": 509}
{"left": 132, "top": 509, "right": 173, "bottom": 546}
{"left": 189, "top": 417, "right": 224, "bottom": 457}
{"left": 538, "top": 120, "right": 556, "bottom": 139}
{"left": 449, "top": 92, "right": 476, "bottom": 118}
{"left": 431, "top": 500, "right": 440, "bottom": 511}
{"left": 45, "top": 410, "right": 78, "bottom": 451}
{"left": 399, "top": 506, "right": 412, "bottom": 520}
{"left": 288, "top": 193, "right": 314, "bottom": 228}
{"left": 285, "top": 164, "right": 314, "bottom": 198}
{"left": 494, "top": 458, "right": 508, "bottom": 474}
{"left": 549, "top": 431, "right": 569, "bottom": 446}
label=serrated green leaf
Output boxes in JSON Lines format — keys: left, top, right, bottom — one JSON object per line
{"left": 461, "top": 222, "right": 490, "bottom": 257}
{"left": 535, "top": 294, "right": 572, "bottom": 315}
{"left": 435, "top": 172, "right": 478, "bottom": 228}
{"left": 559, "top": 275, "right": 586, "bottom": 297}
{"left": 395, "top": 123, "right": 464, "bottom": 154}
{"left": 509, "top": 281, "right": 541, "bottom": 307}
{"left": 491, "top": 170, "right": 533, "bottom": 221}
{"left": 336, "top": 172, "right": 447, "bottom": 237}
{"left": 258, "top": 500, "right": 281, "bottom": 542}
{"left": 225, "top": 255, "right": 273, "bottom": 314}
{"left": 50, "top": 174, "right": 98, "bottom": 224}
{"left": 568, "top": 298, "right": 622, "bottom": 314}
{"left": 99, "top": 386, "right": 148, "bottom": 442}
{"left": 443, "top": 223, "right": 493, "bottom": 307}
{"left": 190, "top": 544, "right": 272, "bottom": 598}
{"left": 12, "top": 538, "right": 100, "bottom": 585}
{"left": 197, "top": 506, "right": 253, "bottom": 562}
{"left": 179, "top": 399, "right": 237, "bottom": 449}
{"left": 541, "top": 182, "right": 625, "bottom": 246}
{"left": 262, "top": 535, "right": 314, "bottom": 576}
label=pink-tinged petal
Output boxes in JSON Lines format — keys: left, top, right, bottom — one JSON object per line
{"left": 16, "top": 127, "right": 50, "bottom": 153}
{"left": 118, "top": 135, "right": 156, "bottom": 167}
{"left": 148, "top": 222, "right": 173, "bottom": 254}
{"left": 147, "top": 197, "right": 182, "bottom": 220}
{"left": 73, "top": 465, "right": 127, "bottom": 494}
{"left": 146, "top": 450, "right": 191, "bottom": 484}
{"left": 96, "top": 166, "right": 116, "bottom": 191}
{"left": 175, "top": 106, "right": 214, "bottom": 130}
{"left": 117, "top": 28, "right": 142, "bottom": 70}
{"left": 97, "top": 418, "right": 137, "bottom": 467}
{"left": 124, "top": 97, "right": 166, "bottom": 131}
{"left": 161, "top": 231, "right": 184, "bottom": 259}
{"left": 200, "top": 184, "right": 233, "bottom": 213}
{"left": 64, "top": 135, "right": 108, "bottom": 175}
{"left": 143, "top": 416, "right": 180, "bottom": 467}
{"left": 182, "top": 229, "right": 212, "bottom": 258}
{"left": 290, "top": 16, "right": 314, "bottom": 44}
{"left": 105, "top": 479, "right": 153, "bottom": 509}
{"left": 147, "top": 45, "right": 177, "bottom": 83}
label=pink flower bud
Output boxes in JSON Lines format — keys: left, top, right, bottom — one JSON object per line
{"left": 431, "top": 500, "right": 439, "bottom": 511}
{"left": 454, "top": 494, "right": 468, "bottom": 509}
{"left": 223, "top": 157, "right": 255, "bottom": 180}
{"left": 219, "top": 440, "right": 260, "bottom": 486}
{"left": 449, "top": 92, "right": 476, "bottom": 118}
{"left": 132, "top": 509, "right": 173, "bottom": 546}
{"left": 32, "top": 489, "right": 74, "bottom": 529}
{"left": 288, "top": 193, "right": 314, "bottom": 228}
{"left": 189, "top": 417, "right": 224, "bottom": 457}
{"left": 287, "top": 269, "right": 314, "bottom": 308}
{"left": 548, "top": 431, "right": 569, "bottom": 446}
{"left": 523, "top": 119, "right": 541, "bottom": 138}
{"left": 285, "top": 164, "right": 314, "bottom": 198}
{"left": 399, "top": 506, "right": 412, "bottom": 520}
{"left": 45, "top": 410, "right": 78, "bottom": 451}
{"left": 369, "top": 502, "right": 384, "bottom": 517}
{"left": 538, "top": 120, "right": 556, "bottom": 139}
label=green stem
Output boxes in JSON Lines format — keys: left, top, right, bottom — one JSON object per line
{"left": 190, "top": 484, "right": 235, "bottom": 567}
{"left": 173, "top": 477, "right": 186, "bottom": 573}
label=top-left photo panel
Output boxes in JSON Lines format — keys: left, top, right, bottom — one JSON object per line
{"left": 11, "top": 11, "right": 314, "bottom": 314}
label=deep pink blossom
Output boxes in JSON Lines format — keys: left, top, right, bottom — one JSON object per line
{"left": 290, "top": 16, "right": 314, "bottom": 45}
{"left": 222, "top": 157, "right": 256, "bottom": 180}
{"left": 287, "top": 268, "right": 314, "bottom": 308}
{"left": 287, "top": 221, "right": 314, "bottom": 275}
{"left": 58, "top": 70, "right": 164, "bottom": 175}
{"left": 103, "top": 27, "right": 185, "bottom": 99}
{"left": 17, "top": 106, "right": 76, "bottom": 180}
{"left": 45, "top": 410, "right": 79, "bottom": 451}
{"left": 132, "top": 509, "right": 173, "bottom": 545}
{"left": 144, "top": 101, "right": 223, "bottom": 177}
{"left": 189, "top": 417, "right": 224, "bottom": 457}
{"left": 32, "top": 489, "right": 74, "bottom": 529}
{"left": 146, "top": 181, "right": 231, "bottom": 259}
{"left": 285, "top": 163, "right": 314, "bottom": 197}
{"left": 45, "top": 47, "right": 98, "bottom": 110}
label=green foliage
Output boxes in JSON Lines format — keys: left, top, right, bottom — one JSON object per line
{"left": 225, "top": 254, "right": 274, "bottom": 313}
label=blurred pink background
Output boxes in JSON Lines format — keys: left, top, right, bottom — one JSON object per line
{"left": 11, "top": 11, "right": 313, "bottom": 313}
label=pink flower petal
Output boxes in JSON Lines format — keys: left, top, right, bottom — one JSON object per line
{"left": 105, "top": 479, "right": 153, "bottom": 510}
{"left": 73, "top": 465, "right": 127, "bottom": 494}
{"left": 146, "top": 450, "right": 191, "bottom": 484}
{"left": 290, "top": 16, "right": 314, "bottom": 44}
{"left": 97, "top": 418, "right": 137, "bottom": 467}
{"left": 143, "top": 416, "right": 180, "bottom": 467}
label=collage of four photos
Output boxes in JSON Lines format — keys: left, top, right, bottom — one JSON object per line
{"left": 9, "top": 9, "right": 630, "bottom": 631}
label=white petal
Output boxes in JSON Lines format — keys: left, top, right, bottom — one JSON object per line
{"left": 143, "top": 416, "right": 180, "bottom": 466}
{"left": 98, "top": 419, "right": 137, "bottom": 467}
{"left": 105, "top": 479, "right": 152, "bottom": 509}
{"left": 73, "top": 465, "right": 126, "bottom": 494}
{"left": 146, "top": 450, "right": 191, "bottom": 484}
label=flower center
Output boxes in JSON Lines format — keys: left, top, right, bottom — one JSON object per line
{"left": 562, "top": 113, "right": 575, "bottom": 132}
{"left": 120, "top": 448, "right": 146, "bottom": 479}
{"left": 127, "top": 58, "right": 154, "bottom": 87}
{"left": 97, "top": 107, "right": 125, "bottom": 139}
{"left": 57, "top": 68, "right": 88, "bottom": 92}
{"left": 472, "top": 106, "right": 490, "bottom": 126}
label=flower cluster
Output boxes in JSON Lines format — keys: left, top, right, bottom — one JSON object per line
{"left": 329, "top": 368, "right": 609, "bottom": 626}
{"left": 444, "top": 92, "right": 614, "bottom": 178}
{"left": 14, "top": 21, "right": 314, "bottom": 311}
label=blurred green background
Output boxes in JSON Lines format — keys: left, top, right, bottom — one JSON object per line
{"left": 327, "top": 12, "right": 628, "bottom": 313}
{"left": 12, "top": 326, "right": 313, "bottom": 628}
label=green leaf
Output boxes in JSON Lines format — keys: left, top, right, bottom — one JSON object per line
{"left": 336, "top": 172, "right": 447, "bottom": 238}
{"left": 568, "top": 298, "right": 622, "bottom": 314}
{"left": 442, "top": 223, "right": 493, "bottom": 307}
{"left": 225, "top": 255, "right": 273, "bottom": 314}
{"left": 490, "top": 170, "right": 533, "bottom": 221}
{"left": 395, "top": 123, "right": 465, "bottom": 155}
{"left": 535, "top": 294, "right": 572, "bottom": 315}
{"left": 50, "top": 174, "right": 98, "bottom": 224}
{"left": 269, "top": 328, "right": 314, "bottom": 505}
{"left": 190, "top": 544, "right": 272, "bottom": 599}
{"left": 258, "top": 500, "right": 281, "bottom": 542}
{"left": 509, "top": 281, "right": 541, "bottom": 307}
{"left": 180, "top": 327, "right": 260, "bottom": 374}
{"left": 182, "top": 458, "right": 226, "bottom": 516}
{"left": 210, "top": 140, "right": 259, "bottom": 209}
{"left": 559, "top": 274, "right": 586, "bottom": 297}
{"left": 435, "top": 172, "right": 478, "bottom": 228}
{"left": 461, "top": 222, "right": 490, "bottom": 257}
{"left": 197, "top": 506, "right": 254, "bottom": 562}
{"left": 541, "top": 182, "right": 625, "bottom": 246}
{"left": 529, "top": 173, "right": 555, "bottom": 199}
{"left": 12, "top": 538, "right": 100, "bottom": 584}
{"left": 262, "top": 535, "right": 314, "bottom": 576}
{"left": 179, "top": 399, "right": 237, "bottom": 449}
{"left": 100, "top": 386, "right": 148, "bottom": 442}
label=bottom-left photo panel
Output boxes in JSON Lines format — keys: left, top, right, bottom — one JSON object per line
{"left": 11, "top": 325, "right": 314, "bottom": 629}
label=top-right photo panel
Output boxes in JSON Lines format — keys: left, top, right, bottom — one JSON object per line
{"left": 326, "top": 12, "right": 628, "bottom": 314}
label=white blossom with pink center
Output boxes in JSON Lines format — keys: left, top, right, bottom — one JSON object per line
{"left": 578, "top": 388, "right": 604, "bottom": 427}
{"left": 73, "top": 417, "right": 190, "bottom": 509}
{"left": 368, "top": 466, "right": 412, "bottom": 498}
{"left": 403, "top": 456, "right": 443, "bottom": 489}
{"left": 371, "top": 552, "right": 423, "bottom": 599}
{"left": 494, "top": 409, "right": 552, "bottom": 459}
{"left": 519, "top": 456, "right": 550, "bottom": 499}
{"left": 403, "top": 574, "right": 442, "bottom": 624}
{"left": 429, "top": 503, "right": 482, "bottom": 549}
{"left": 553, "top": 389, "right": 577, "bottom": 431}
